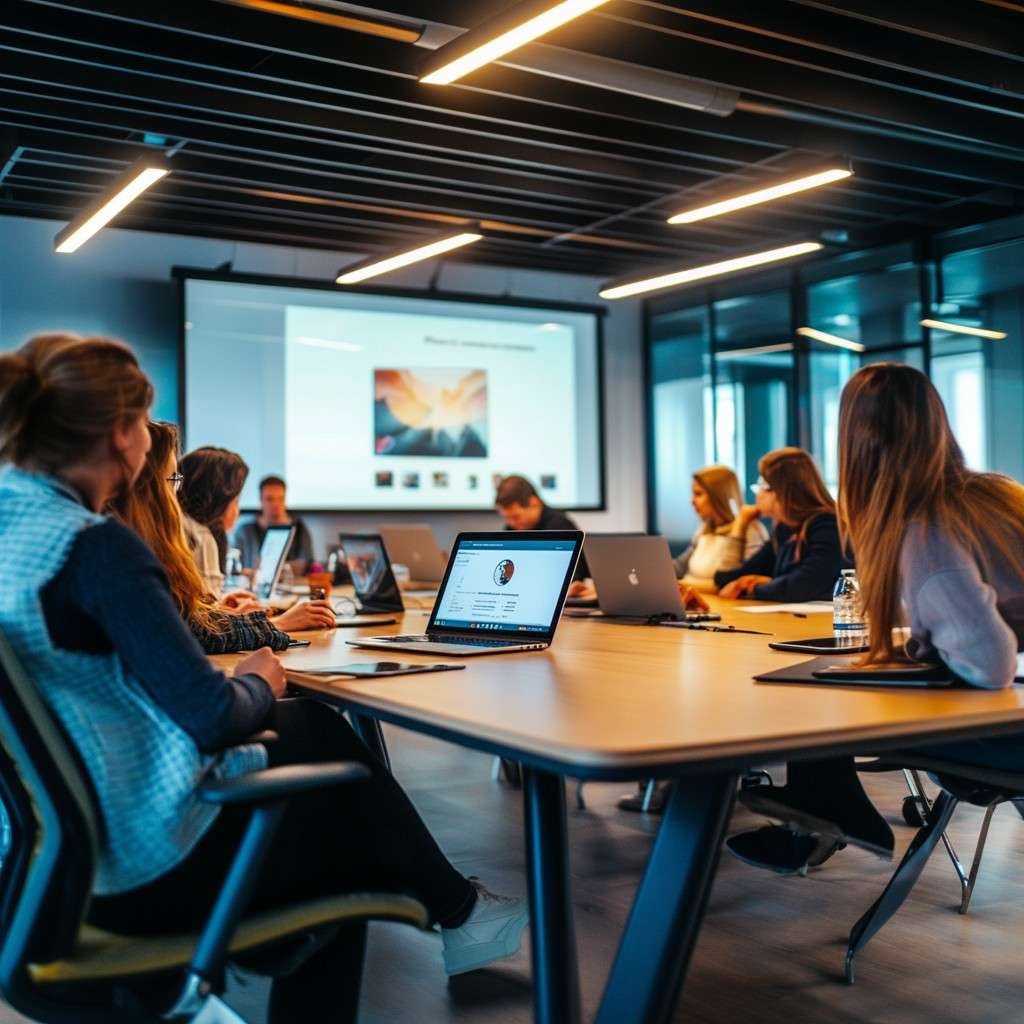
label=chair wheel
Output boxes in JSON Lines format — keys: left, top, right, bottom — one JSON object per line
{"left": 902, "top": 794, "right": 926, "bottom": 827}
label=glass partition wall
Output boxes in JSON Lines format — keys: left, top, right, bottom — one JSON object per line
{"left": 646, "top": 220, "right": 1024, "bottom": 542}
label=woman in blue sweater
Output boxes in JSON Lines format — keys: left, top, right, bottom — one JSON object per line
{"left": 716, "top": 446, "right": 850, "bottom": 602}
{"left": 0, "top": 333, "right": 528, "bottom": 1016}
{"left": 729, "top": 363, "right": 1024, "bottom": 874}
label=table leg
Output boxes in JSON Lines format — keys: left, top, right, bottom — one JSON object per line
{"left": 596, "top": 771, "right": 738, "bottom": 1024}
{"left": 522, "top": 767, "right": 581, "bottom": 1024}
{"left": 350, "top": 713, "right": 392, "bottom": 773}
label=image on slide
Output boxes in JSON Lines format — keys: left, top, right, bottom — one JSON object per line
{"left": 374, "top": 368, "right": 488, "bottom": 458}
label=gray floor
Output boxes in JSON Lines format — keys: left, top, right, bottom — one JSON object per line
{"left": 4, "top": 726, "right": 1023, "bottom": 1023}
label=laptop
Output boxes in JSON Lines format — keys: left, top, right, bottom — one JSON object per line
{"left": 378, "top": 524, "right": 448, "bottom": 583}
{"left": 347, "top": 530, "right": 583, "bottom": 656}
{"left": 336, "top": 534, "right": 405, "bottom": 614}
{"left": 254, "top": 524, "right": 296, "bottom": 600}
{"left": 582, "top": 534, "right": 719, "bottom": 623}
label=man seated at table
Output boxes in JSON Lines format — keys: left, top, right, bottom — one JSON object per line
{"left": 234, "top": 474, "right": 314, "bottom": 573}
{"left": 495, "top": 474, "right": 588, "bottom": 581}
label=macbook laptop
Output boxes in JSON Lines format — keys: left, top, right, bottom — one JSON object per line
{"left": 347, "top": 530, "right": 583, "bottom": 656}
{"left": 582, "top": 534, "right": 719, "bottom": 623}
{"left": 378, "top": 524, "right": 448, "bottom": 583}
{"left": 337, "top": 534, "right": 405, "bottom": 614}
{"left": 254, "top": 524, "right": 296, "bottom": 600}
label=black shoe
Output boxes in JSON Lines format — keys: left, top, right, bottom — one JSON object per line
{"left": 617, "top": 780, "right": 668, "bottom": 814}
{"left": 738, "top": 784, "right": 894, "bottom": 858}
{"left": 726, "top": 825, "right": 842, "bottom": 876}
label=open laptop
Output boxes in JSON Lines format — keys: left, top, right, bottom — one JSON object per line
{"left": 378, "top": 524, "right": 448, "bottom": 583}
{"left": 336, "top": 534, "right": 405, "bottom": 614}
{"left": 254, "top": 524, "right": 296, "bottom": 600}
{"left": 582, "top": 534, "right": 719, "bottom": 623}
{"left": 347, "top": 530, "right": 583, "bottom": 656}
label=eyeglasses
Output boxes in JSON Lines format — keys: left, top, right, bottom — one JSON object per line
{"left": 166, "top": 472, "right": 184, "bottom": 489}
{"left": 750, "top": 477, "right": 772, "bottom": 496}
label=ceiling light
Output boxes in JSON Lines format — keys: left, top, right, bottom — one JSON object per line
{"left": 716, "top": 343, "right": 795, "bottom": 360}
{"left": 668, "top": 164, "right": 853, "bottom": 225}
{"left": 336, "top": 230, "right": 483, "bottom": 285}
{"left": 599, "top": 242, "right": 823, "bottom": 300}
{"left": 920, "top": 319, "right": 1007, "bottom": 340}
{"left": 420, "top": 0, "right": 611, "bottom": 85}
{"left": 54, "top": 159, "right": 169, "bottom": 253}
{"left": 796, "top": 326, "right": 866, "bottom": 352}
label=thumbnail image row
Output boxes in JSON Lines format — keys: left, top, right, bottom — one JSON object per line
{"left": 374, "top": 470, "right": 560, "bottom": 491}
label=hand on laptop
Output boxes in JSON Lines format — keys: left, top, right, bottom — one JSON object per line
{"left": 567, "top": 580, "right": 596, "bottom": 600}
{"left": 221, "top": 589, "right": 262, "bottom": 614}
{"left": 677, "top": 583, "right": 710, "bottom": 611}
{"left": 236, "top": 647, "right": 287, "bottom": 697}
{"left": 272, "top": 599, "right": 338, "bottom": 632}
{"left": 718, "top": 575, "right": 772, "bottom": 600}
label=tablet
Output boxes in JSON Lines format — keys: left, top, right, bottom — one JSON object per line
{"left": 769, "top": 637, "right": 868, "bottom": 655}
{"left": 812, "top": 662, "right": 953, "bottom": 685}
{"left": 299, "top": 662, "right": 466, "bottom": 678}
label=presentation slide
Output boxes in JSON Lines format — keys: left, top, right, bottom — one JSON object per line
{"left": 433, "top": 539, "right": 577, "bottom": 632}
{"left": 183, "top": 277, "right": 603, "bottom": 510}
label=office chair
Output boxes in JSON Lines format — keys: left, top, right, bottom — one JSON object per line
{"left": 0, "top": 630, "right": 428, "bottom": 1023}
{"left": 846, "top": 753, "right": 1024, "bottom": 984}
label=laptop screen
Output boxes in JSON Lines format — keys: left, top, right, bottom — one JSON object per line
{"left": 337, "top": 534, "right": 404, "bottom": 611}
{"left": 254, "top": 525, "right": 294, "bottom": 598}
{"left": 431, "top": 535, "right": 580, "bottom": 636}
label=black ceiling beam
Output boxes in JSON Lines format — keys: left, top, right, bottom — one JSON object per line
{"left": 555, "top": 12, "right": 1024, "bottom": 158}
{"left": 639, "top": 0, "right": 1024, "bottom": 102}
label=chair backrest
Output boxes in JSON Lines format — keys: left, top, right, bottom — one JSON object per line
{"left": 0, "top": 629, "right": 102, "bottom": 979}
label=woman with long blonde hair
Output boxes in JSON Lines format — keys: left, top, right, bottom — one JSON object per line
{"left": 729, "top": 363, "right": 1024, "bottom": 874}
{"left": 672, "top": 465, "right": 768, "bottom": 590}
{"left": 717, "top": 447, "right": 849, "bottom": 601}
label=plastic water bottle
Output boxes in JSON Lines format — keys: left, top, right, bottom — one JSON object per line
{"left": 833, "top": 569, "right": 867, "bottom": 646}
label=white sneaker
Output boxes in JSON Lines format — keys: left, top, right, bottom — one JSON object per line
{"left": 441, "top": 879, "right": 529, "bottom": 976}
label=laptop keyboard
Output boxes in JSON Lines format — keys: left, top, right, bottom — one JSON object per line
{"left": 385, "top": 635, "right": 531, "bottom": 647}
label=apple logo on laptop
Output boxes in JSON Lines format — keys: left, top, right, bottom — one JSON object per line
{"left": 628, "top": 568, "right": 640, "bottom": 587}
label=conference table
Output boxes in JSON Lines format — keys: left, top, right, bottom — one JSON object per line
{"left": 213, "top": 598, "right": 1024, "bottom": 1024}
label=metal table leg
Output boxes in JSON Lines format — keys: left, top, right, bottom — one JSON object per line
{"left": 350, "top": 713, "right": 392, "bottom": 773}
{"left": 522, "top": 767, "right": 580, "bottom": 1024}
{"left": 596, "top": 771, "right": 738, "bottom": 1024}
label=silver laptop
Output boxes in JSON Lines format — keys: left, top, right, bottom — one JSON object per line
{"left": 347, "top": 529, "right": 583, "bottom": 656}
{"left": 254, "top": 524, "right": 296, "bottom": 600}
{"left": 584, "top": 534, "right": 719, "bottom": 623}
{"left": 378, "top": 524, "right": 448, "bottom": 583}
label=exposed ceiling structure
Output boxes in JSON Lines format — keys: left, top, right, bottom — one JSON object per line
{"left": 1, "top": 0, "right": 1023, "bottom": 280}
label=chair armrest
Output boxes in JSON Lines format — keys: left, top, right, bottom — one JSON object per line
{"left": 198, "top": 763, "right": 370, "bottom": 805}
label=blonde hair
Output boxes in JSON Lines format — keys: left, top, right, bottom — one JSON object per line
{"left": 839, "top": 363, "right": 1024, "bottom": 664}
{"left": 759, "top": 447, "right": 836, "bottom": 558}
{"left": 692, "top": 465, "right": 742, "bottom": 531}
{"left": 110, "top": 422, "right": 223, "bottom": 635}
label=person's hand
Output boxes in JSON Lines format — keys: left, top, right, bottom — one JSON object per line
{"left": 677, "top": 583, "right": 710, "bottom": 611}
{"left": 222, "top": 589, "right": 260, "bottom": 613}
{"left": 734, "top": 504, "right": 762, "bottom": 528}
{"left": 719, "top": 574, "right": 772, "bottom": 599}
{"left": 235, "top": 647, "right": 287, "bottom": 698}
{"left": 567, "top": 580, "right": 596, "bottom": 600}
{"left": 271, "top": 599, "right": 338, "bottom": 632}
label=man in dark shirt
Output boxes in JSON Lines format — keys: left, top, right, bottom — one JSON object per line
{"left": 234, "top": 475, "right": 314, "bottom": 573}
{"left": 495, "top": 475, "right": 588, "bottom": 580}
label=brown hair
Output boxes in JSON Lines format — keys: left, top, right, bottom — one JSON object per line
{"left": 109, "top": 422, "right": 223, "bottom": 634}
{"left": 759, "top": 447, "right": 836, "bottom": 557}
{"left": 0, "top": 332, "right": 153, "bottom": 474}
{"left": 838, "top": 362, "right": 1024, "bottom": 663}
{"left": 692, "top": 465, "right": 742, "bottom": 531}
{"left": 495, "top": 475, "right": 540, "bottom": 508}
{"left": 177, "top": 447, "right": 249, "bottom": 573}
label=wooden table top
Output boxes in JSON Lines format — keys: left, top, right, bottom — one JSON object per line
{"left": 211, "top": 597, "right": 1024, "bottom": 777}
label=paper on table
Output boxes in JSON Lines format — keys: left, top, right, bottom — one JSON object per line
{"left": 737, "top": 602, "right": 834, "bottom": 614}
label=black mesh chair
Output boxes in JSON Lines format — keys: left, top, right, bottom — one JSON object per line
{"left": 0, "top": 629, "right": 428, "bottom": 1023}
{"left": 846, "top": 753, "right": 1024, "bottom": 984}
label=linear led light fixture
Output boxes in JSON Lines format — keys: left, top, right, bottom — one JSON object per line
{"left": 599, "top": 242, "right": 823, "bottom": 300}
{"left": 420, "top": 0, "right": 611, "bottom": 85}
{"left": 336, "top": 228, "right": 483, "bottom": 285}
{"left": 920, "top": 318, "right": 1007, "bottom": 340}
{"left": 716, "top": 342, "right": 795, "bottom": 360}
{"left": 796, "top": 326, "right": 866, "bottom": 353}
{"left": 54, "top": 159, "right": 169, "bottom": 253}
{"left": 668, "top": 161, "right": 853, "bottom": 225}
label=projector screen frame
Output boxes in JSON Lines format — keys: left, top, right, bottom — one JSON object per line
{"left": 173, "top": 266, "right": 608, "bottom": 514}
